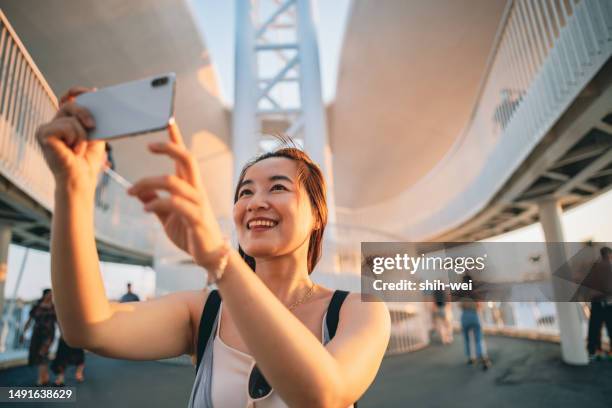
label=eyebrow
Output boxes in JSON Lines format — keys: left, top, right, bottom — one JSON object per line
{"left": 238, "top": 175, "right": 293, "bottom": 189}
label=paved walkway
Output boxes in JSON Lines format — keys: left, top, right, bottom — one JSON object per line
{"left": 0, "top": 336, "right": 610, "bottom": 407}
{"left": 362, "top": 335, "right": 612, "bottom": 408}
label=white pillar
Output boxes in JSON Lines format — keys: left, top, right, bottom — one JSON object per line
{"left": 0, "top": 224, "right": 11, "bottom": 319}
{"left": 232, "top": 0, "right": 260, "bottom": 190}
{"left": 537, "top": 197, "right": 588, "bottom": 365}
{"left": 295, "top": 0, "right": 337, "bottom": 225}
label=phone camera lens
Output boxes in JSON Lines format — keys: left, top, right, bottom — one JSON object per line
{"left": 151, "top": 77, "right": 169, "bottom": 87}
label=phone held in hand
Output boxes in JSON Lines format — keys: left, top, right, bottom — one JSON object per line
{"left": 76, "top": 72, "right": 176, "bottom": 140}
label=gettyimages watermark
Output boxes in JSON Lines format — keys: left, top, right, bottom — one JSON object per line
{"left": 361, "top": 242, "right": 612, "bottom": 302}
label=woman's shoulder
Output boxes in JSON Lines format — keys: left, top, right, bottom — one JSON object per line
{"left": 343, "top": 292, "right": 390, "bottom": 322}
{"left": 314, "top": 287, "right": 390, "bottom": 346}
{"left": 316, "top": 286, "right": 390, "bottom": 327}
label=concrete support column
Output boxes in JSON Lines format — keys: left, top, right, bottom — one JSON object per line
{"left": 0, "top": 224, "right": 11, "bottom": 319}
{"left": 537, "top": 197, "right": 588, "bottom": 365}
{"left": 232, "top": 0, "right": 259, "bottom": 189}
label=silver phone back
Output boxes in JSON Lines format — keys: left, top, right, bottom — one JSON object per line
{"left": 76, "top": 73, "right": 176, "bottom": 140}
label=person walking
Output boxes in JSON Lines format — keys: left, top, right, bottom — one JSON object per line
{"left": 51, "top": 335, "right": 86, "bottom": 385}
{"left": 586, "top": 246, "right": 612, "bottom": 361}
{"left": 459, "top": 275, "right": 491, "bottom": 370}
{"left": 20, "top": 289, "right": 57, "bottom": 386}
{"left": 119, "top": 282, "right": 140, "bottom": 303}
{"left": 431, "top": 289, "right": 453, "bottom": 345}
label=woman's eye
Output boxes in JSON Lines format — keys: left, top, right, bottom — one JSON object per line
{"left": 271, "top": 184, "right": 287, "bottom": 191}
{"left": 238, "top": 189, "right": 252, "bottom": 197}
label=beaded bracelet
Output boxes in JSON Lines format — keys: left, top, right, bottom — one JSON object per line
{"left": 205, "top": 238, "right": 231, "bottom": 289}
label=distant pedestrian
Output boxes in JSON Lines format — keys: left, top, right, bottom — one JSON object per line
{"left": 431, "top": 289, "right": 453, "bottom": 345}
{"left": 586, "top": 246, "right": 612, "bottom": 361}
{"left": 51, "top": 335, "right": 86, "bottom": 385}
{"left": 95, "top": 143, "right": 115, "bottom": 210}
{"left": 119, "top": 282, "right": 140, "bottom": 303}
{"left": 459, "top": 275, "right": 491, "bottom": 370}
{"left": 19, "top": 289, "right": 57, "bottom": 386}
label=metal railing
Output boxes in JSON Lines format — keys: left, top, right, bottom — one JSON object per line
{"left": 468, "top": 301, "right": 609, "bottom": 346}
{"left": 0, "top": 10, "right": 157, "bottom": 257}
{"left": 315, "top": 225, "right": 432, "bottom": 355}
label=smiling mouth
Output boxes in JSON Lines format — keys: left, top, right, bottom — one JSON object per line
{"left": 247, "top": 220, "right": 279, "bottom": 230}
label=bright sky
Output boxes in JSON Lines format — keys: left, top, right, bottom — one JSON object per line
{"left": 489, "top": 189, "right": 612, "bottom": 243}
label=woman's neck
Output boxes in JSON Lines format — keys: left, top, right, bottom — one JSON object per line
{"left": 255, "top": 254, "right": 313, "bottom": 306}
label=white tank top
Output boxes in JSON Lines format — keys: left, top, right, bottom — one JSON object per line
{"left": 210, "top": 304, "right": 353, "bottom": 407}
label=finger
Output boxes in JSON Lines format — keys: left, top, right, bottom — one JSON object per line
{"left": 42, "top": 136, "right": 73, "bottom": 163}
{"left": 59, "top": 86, "right": 96, "bottom": 105}
{"left": 133, "top": 190, "right": 167, "bottom": 222}
{"left": 134, "top": 189, "right": 160, "bottom": 205}
{"left": 65, "top": 116, "right": 88, "bottom": 148}
{"left": 56, "top": 102, "right": 95, "bottom": 129}
{"left": 143, "top": 196, "right": 203, "bottom": 227}
{"left": 39, "top": 118, "right": 79, "bottom": 148}
{"left": 127, "top": 175, "right": 201, "bottom": 205}
{"left": 148, "top": 142, "right": 199, "bottom": 186}
{"left": 167, "top": 118, "right": 185, "bottom": 147}
{"left": 74, "top": 139, "right": 87, "bottom": 156}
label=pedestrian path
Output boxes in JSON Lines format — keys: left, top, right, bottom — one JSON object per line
{"left": 0, "top": 335, "right": 610, "bottom": 407}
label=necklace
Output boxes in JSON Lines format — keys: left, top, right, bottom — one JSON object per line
{"left": 287, "top": 282, "right": 316, "bottom": 310}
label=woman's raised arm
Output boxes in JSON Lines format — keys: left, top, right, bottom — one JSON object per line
{"left": 38, "top": 87, "right": 199, "bottom": 360}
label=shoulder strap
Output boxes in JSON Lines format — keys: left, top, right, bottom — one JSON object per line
{"left": 325, "top": 290, "right": 359, "bottom": 407}
{"left": 326, "top": 290, "right": 350, "bottom": 339}
{"left": 196, "top": 290, "right": 221, "bottom": 370}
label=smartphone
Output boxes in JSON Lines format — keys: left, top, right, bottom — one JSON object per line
{"left": 76, "top": 73, "right": 176, "bottom": 140}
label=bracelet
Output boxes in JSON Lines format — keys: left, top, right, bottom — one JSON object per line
{"left": 205, "top": 238, "right": 231, "bottom": 289}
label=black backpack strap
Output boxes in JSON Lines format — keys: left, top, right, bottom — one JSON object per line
{"left": 326, "top": 290, "right": 350, "bottom": 339}
{"left": 195, "top": 290, "right": 221, "bottom": 370}
{"left": 325, "top": 290, "right": 358, "bottom": 407}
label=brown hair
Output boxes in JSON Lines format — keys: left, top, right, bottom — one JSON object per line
{"left": 233, "top": 138, "right": 328, "bottom": 274}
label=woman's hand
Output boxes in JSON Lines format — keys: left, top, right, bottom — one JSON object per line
{"left": 127, "top": 120, "right": 226, "bottom": 270}
{"left": 36, "top": 87, "right": 105, "bottom": 193}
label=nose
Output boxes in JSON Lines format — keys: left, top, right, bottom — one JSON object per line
{"left": 246, "top": 190, "right": 270, "bottom": 213}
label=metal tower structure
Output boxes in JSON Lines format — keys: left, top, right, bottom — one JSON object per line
{"left": 232, "top": 0, "right": 337, "bottom": 227}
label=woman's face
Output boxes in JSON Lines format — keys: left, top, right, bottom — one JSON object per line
{"left": 233, "top": 157, "right": 317, "bottom": 260}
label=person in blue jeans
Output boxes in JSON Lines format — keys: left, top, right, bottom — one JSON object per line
{"left": 459, "top": 275, "right": 491, "bottom": 370}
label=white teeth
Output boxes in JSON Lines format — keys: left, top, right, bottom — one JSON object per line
{"left": 248, "top": 219, "right": 278, "bottom": 229}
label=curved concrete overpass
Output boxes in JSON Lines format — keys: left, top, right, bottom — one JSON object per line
{"left": 330, "top": 0, "right": 612, "bottom": 241}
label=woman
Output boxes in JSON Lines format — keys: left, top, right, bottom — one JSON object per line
{"left": 36, "top": 86, "right": 391, "bottom": 407}
{"left": 431, "top": 289, "right": 452, "bottom": 345}
{"left": 458, "top": 275, "right": 491, "bottom": 370}
{"left": 51, "top": 335, "right": 86, "bottom": 385}
{"left": 20, "top": 288, "right": 57, "bottom": 386}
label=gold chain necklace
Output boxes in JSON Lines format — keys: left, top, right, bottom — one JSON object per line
{"left": 287, "top": 282, "right": 316, "bottom": 310}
